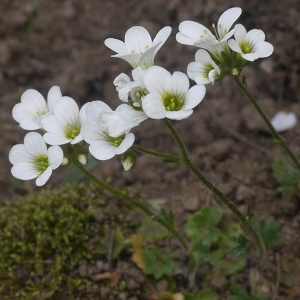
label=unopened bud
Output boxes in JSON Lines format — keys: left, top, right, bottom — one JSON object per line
{"left": 122, "top": 150, "right": 136, "bottom": 171}
{"left": 61, "top": 157, "right": 69, "bottom": 167}
{"left": 77, "top": 154, "right": 88, "bottom": 165}
{"left": 231, "top": 67, "right": 240, "bottom": 77}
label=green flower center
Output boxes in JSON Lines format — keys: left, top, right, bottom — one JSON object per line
{"left": 34, "top": 155, "right": 50, "bottom": 173}
{"left": 64, "top": 124, "right": 81, "bottom": 140}
{"left": 103, "top": 131, "right": 126, "bottom": 147}
{"left": 162, "top": 93, "right": 185, "bottom": 111}
{"left": 240, "top": 41, "right": 252, "bottom": 54}
{"left": 203, "top": 65, "right": 214, "bottom": 79}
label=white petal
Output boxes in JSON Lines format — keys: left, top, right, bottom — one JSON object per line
{"left": 217, "top": 7, "right": 242, "bottom": 39}
{"left": 47, "top": 86, "right": 62, "bottom": 111}
{"left": 178, "top": 21, "right": 214, "bottom": 43}
{"left": 24, "top": 132, "right": 48, "bottom": 156}
{"left": 102, "top": 106, "right": 148, "bottom": 137}
{"left": 152, "top": 26, "right": 172, "bottom": 49}
{"left": 12, "top": 103, "right": 42, "bottom": 130}
{"left": 114, "top": 73, "right": 131, "bottom": 88}
{"left": 43, "top": 132, "right": 70, "bottom": 145}
{"left": 53, "top": 96, "right": 79, "bottom": 126}
{"left": 132, "top": 67, "right": 146, "bottom": 87}
{"left": 41, "top": 114, "right": 65, "bottom": 137}
{"left": 233, "top": 24, "right": 247, "bottom": 44}
{"left": 170, "top": 71, "right": 189, "bottom": 95}
{"left": 241, "top": 53, "right": 260, "bottom": 61}
{"left": 228, "top": 39, "right": 243, "bottom": 54}
{"left": 11, "top": 163, "right": 38, "bottom": 180}
{"left": 70, "top": 133, "right": 84, "bottom": 144}
{"left": 104, "top": 38, "right": 127, "bottom": 54}
{"left": 142, "top": 93, "right": 166, "bottom": 119}
{"left": 184, "top": 85, "right": 206, "bottom": 109}
{"left": 115, "top": 133, "right": 135, "bottom": 155}
{"left": 124, "top": 26, "right": 152, "bottom": 54}
{"left": 143, "top": 66, "right": 170, "bottom": 94}
{"left": 139, "top": 42, "right": 161, "bottom": 69}
{"left": 165, "top": 110, "right": 193, "bottom": 120}
{"left": 81, "top": 121, "right": 105, "bottom": 144}
{"left": 176, "top": 32, "right": 197, "bottom": 46}
{"left": 85, "top": 101, "right": 112, "bottom": 122}
{"left": 271, "top": 112, "right": 297, "bottom": 132}
{"left": 252, "top": 41, "right": 274, "bottom": 58}
{"left": 48, "top": 146, "right": 64, "bottom": 169}
{"left": 21, "top": 89, "right": 48, "bottom": 115}
{"left": 9, "top": 144, "right": 33, "bottom": 164}
{"left": 36, "top": 167, "right": 52, "bottom": 186}
{"left": 112, "top": 52, "right": 141, "bottom": 69}
{"left": 89, "top": 141, "right": 116, "bottom": 160}
{"left": 246, "top": 29, "right": 265, "bottom": 46}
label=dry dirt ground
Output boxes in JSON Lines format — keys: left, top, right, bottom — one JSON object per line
{"left": 1, "top": 0, "right": 300, "bottom": 299}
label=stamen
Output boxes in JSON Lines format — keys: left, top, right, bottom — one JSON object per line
{"left": 162, "top": 93, "right": 185, "bottom": 111}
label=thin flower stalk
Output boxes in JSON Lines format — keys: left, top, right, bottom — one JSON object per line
{"left": 233, "top": 76, "right": 300, "bottom": 172}
{"left": 72, "top": 158, "right": 188, "bottom": 250}
{"left": 163, "top": 118, "right": 265, "bottom": 254}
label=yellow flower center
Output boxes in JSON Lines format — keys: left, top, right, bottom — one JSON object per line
{"left": 64, "top": 124, "right": 81, "bottom": 140}
{"left": 240, "top": 41, "right": 252, "bottom": 54}
{"left": 34, "top": 155, "right": 50, "bottom": 173}
{"left": 162, "top": 93, "right": 185, "bottom": 111}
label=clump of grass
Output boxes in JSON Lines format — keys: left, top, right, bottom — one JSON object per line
{"left": 0, "top": 182, "right": 108, "bottom": 299}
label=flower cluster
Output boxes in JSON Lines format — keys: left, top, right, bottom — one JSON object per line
{"left": 9, "top": 7, "right": 274, "bottom": 186}
{"left": 176, "top": 7, "right": 274, "bottom": 84}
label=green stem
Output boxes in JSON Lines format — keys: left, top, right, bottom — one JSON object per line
{"left": 163, "top": 119, "right": 265, "bottom": 254}
{"left": 72, "top": 159, "right": 188, "bottom": 250}
{"left": 234, "top": 75, "right": 300, "bottom": 171}
{"left": 133, "top": 144, "right": 183, "bottom": 163}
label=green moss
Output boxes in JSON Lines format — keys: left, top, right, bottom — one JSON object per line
{"left": 0, "top": 182, "right": 109, "bottom": 298}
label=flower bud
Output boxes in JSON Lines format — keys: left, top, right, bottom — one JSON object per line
{"left": 122, "top": 150, "right": 136, "bottom": 171}
{"left": 61, "top": 157, "right": 69, "bottom": 167}
{"left": 77, "top": 154, "right": 88, "bottom": 165}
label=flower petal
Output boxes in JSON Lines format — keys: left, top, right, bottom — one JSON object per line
{"left": 24, "top": 132, "right": 48, "bottom": 156}
{"left": 165, "top": 110, "right": 193, "bottom": 120}
{"left": 9, "top": 144, "right": 33, "bottom": 164}
{"left": 11, "top": 163, "right": 38, "bottom": 180}
{"left": 104, "top": 38, "right": 128, "bottom": 54}
{"left": 143, "top": 66, "right": 170, "bottom": 94}
{"left": 217, "top": 7, "right": 242, "bottom": 39}
{"left": 48, "top": 146, "right": 64, "bottom": 169}
{"left": 184, "top": 84, "right": 206, "bottom": 109}
{"left": 115, "top": 133, "right": 135, "bottom": 155}
{"left": 142, "top": 93, "right": 166, "bottom": 119}
{"left": 124, "top": 26, "right": 152, "bottom": 54}
{"left": 36, "top": 167, "right": 52, "bottom": 186}
{"left": 152, "top": 26, "right": 172, "bottom": 53}
{"left": 89, "top": 141, "right": 116, "bottom": 160}
{"left": 53, "top": 96, "right": 80, "bottom": 126}
{"left": 47, "top": 86, "right": 62, "bottom": 111}
{"left": 170, "top": 71, "right": 189, "bottom": 95}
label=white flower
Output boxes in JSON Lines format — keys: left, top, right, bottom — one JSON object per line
{"left": 228, "top": 24, "right": 274, "bottom": 61}
{"left": 9, "top": 132, "right": 63, "bottom": 186}
{"left": 142, "top": 66, "right": 206, "bottom": 120}
{"left": 101, "top": 104, "right": 148, "bottom": 137}
{"left": 176, "top": 7, "right": 242, "bottom": 47}
{"left": 271, "top": 111, "right": 297, "bottom": 132}
{"left": 114, "top": 67, "right": 147, "bottom": 104}
{"left": 81, "top": 101, "right": 135, "bottom": 160}
{"left": 41, "top": 96, "right": 88, "bottom": 145}
{"left": 105, "top": 26, "right": 172, "bottom": 69}
{"left": 187, "top": 49, "right": 221, "bottom": 84}
{"left": 12, "top": 86, "right": 62, "bottom": 130}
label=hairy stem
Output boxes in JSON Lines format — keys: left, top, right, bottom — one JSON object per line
{"left": 234, "top": 75, "right": 300, "bottom": 171}
{"left": 163, "top": 118, "right": 265, "bottom": 254}
{"left": 72, "top": 159, "right": 188, "bottom": 250}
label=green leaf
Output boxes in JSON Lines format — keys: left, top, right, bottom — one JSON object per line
{"left": 255, "top": 217, "right": 282, "bottom": 248}
{"left": 185, "top": 207, "right": 224, "bottom": 244}
{"left": 142, "top": 245, "right": 178, "bottom": 279}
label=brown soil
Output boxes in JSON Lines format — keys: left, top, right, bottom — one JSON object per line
{"left": 1, "top": 0, "right": 300, "bottom": 299}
